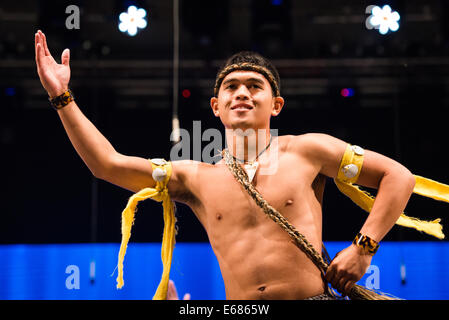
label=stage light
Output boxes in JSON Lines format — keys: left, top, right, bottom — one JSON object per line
{"left": 182, "top": 89, "right": 191, "bottom": 98}
{"left": 118, "top": 5, "right": 147, "bottom": 37}
{"left": 365, "top": 5, "right": 400, "bottom": 35}
{"left": 341, "top": 88, "right": 354, "bottom": 98}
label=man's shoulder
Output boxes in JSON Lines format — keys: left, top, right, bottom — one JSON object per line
{"left": 281, "top": 133, "right": 341, "bottom": 152}
{"left": 171, "top": 159, "right": 213, "bottom": 173}
{"left": 170, "top": 159, "right": 224, "bottom": 180}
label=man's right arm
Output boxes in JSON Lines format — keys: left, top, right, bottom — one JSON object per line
{"left": 35, "top": 30, "right": 192, "bottom": 199}
{"left": 56, "top": 101, "right": 157, "bottom": 192}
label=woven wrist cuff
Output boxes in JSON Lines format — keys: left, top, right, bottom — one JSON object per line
{"left": 49, "top": 89, "right": 74, "bottom": 110}
{"left": 353, "top": 233, "right": 379, "bottom": 255}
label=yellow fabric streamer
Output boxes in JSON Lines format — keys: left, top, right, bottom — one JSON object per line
{"left": 414, "top": 175, "right": 449, "bottom": 203}
{"left": 334, "top": 179, "right": 445, "bottom": 239}
{"left": 335, "top": 144, "right": 446, "bottom": 239}
{"left": 115, "top": 159, "right": 176, "bottom": 300}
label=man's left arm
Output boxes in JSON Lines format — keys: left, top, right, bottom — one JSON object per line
{"left": 300, "top": 133, "right": 416, "bottom": 296}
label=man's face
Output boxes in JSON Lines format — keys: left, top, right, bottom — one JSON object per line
{"left": 210, "top": 70, "right": 284, "bottom": 130}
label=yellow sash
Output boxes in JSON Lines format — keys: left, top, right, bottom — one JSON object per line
{"left": 335, "top": 144, "right": 445, "bottom": 239}
{"left": 115, "top": 158, "right": 176, "bottom": 300}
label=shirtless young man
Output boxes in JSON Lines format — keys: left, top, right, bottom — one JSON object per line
{"left": 35, "top": 30, "right": 416, "bottom": 299}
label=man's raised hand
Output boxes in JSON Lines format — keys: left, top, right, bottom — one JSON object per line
{"left": 34, "top": 30, "right": 71, "bottom": 98}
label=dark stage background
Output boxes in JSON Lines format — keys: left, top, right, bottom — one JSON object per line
{"left": 1, "top": 0, "right": 448, "bottom": 244}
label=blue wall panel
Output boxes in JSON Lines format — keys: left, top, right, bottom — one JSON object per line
{"left": 1, "top": 242, "right": 448, "bottom": 300}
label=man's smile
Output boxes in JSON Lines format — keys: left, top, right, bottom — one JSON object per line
{"left": 231, "top": 103, "right": 254, "bottom": 111}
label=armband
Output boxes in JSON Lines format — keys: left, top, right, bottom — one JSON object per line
{"left": 337, "top": 144, "right": 364, "bottom": 184}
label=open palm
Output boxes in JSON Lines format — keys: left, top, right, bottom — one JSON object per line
{"left": 35, "top": 30, "right": 71, "bottom": 98}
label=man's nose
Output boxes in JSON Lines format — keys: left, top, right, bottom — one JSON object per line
{"left": 235, "top": 85, "right": 250, "bottom": 100}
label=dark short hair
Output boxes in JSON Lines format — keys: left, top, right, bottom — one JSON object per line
{"left": 214, "top": 51, "right": 281, "bottom": 97}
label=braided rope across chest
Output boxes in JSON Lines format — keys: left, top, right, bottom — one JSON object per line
{"left": 221, "top": 147, "right": 398, "bottom": 300}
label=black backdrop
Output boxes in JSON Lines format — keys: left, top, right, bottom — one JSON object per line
{"left": 1, "top": 0, "right": 448, "bottom": 244}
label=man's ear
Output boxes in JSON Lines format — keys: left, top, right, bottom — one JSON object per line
{"left": 271, "top": 96, "right": 284, "bottom": 116}
{"left": 210, "top": 97, "right": 219, "bottom": 117}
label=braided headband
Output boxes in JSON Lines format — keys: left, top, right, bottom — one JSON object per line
{"left": 214, "top": 62, "right": 280, "bottom": 97}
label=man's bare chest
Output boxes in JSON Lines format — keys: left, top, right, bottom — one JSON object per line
{"left": 191, "top": 155, "right": 322, "bottom": 227}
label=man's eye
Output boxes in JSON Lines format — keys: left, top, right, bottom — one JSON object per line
{"left": 251, "top": 84, "right": 261, "bottom": 89}
{"left": 226, "top": 84, "right": 236, "bottom": 89}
